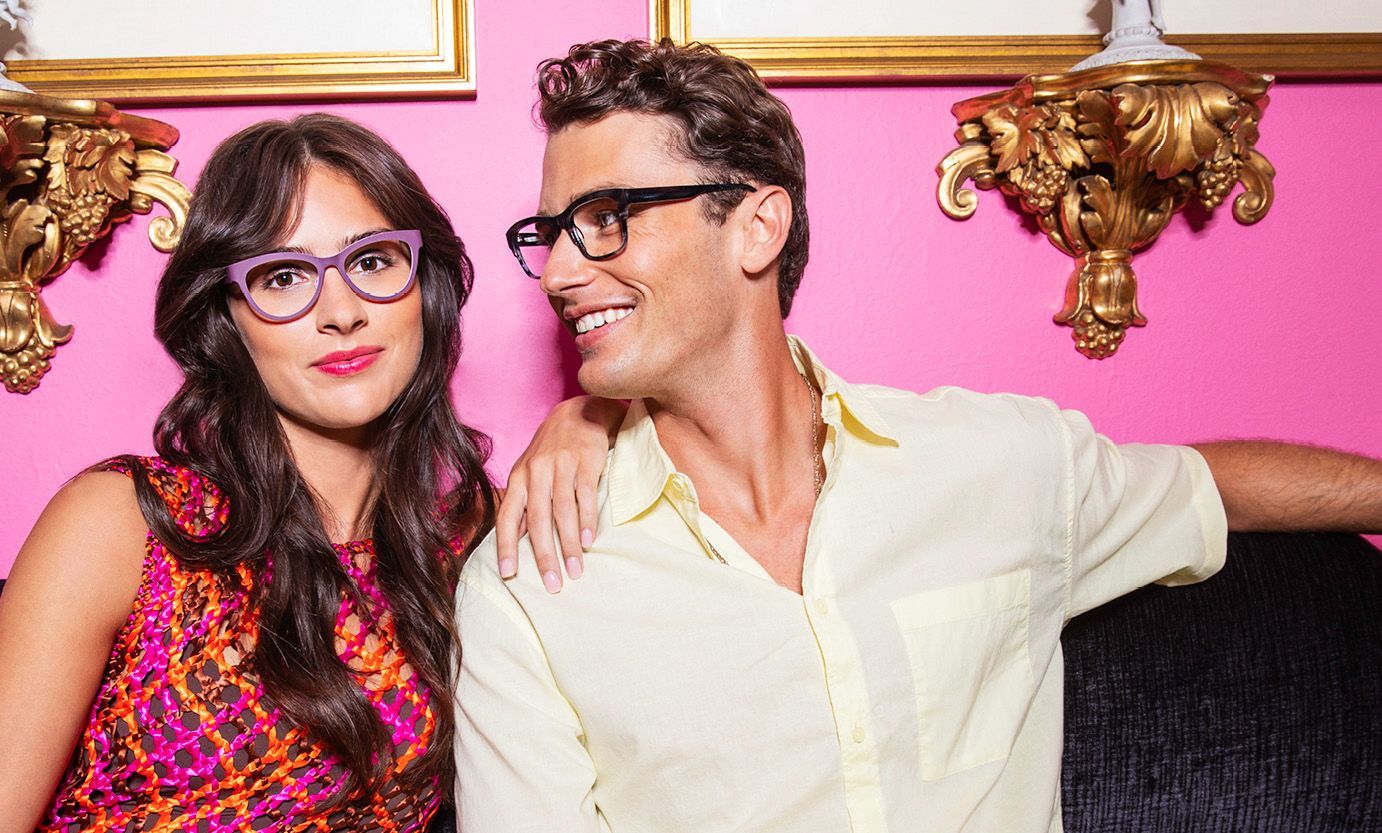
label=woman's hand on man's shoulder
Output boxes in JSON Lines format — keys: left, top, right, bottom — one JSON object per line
{"left": 495, "top": 396, "right": 626, "bottom": 594}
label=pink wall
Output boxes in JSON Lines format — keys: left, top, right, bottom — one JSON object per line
{"left": 3, "top": 0, "right": 1380, "bottom": 573}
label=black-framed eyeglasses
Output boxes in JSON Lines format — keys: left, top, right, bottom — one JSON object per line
{"left": 505, "top": 183, "right": 755, "bottom": 280}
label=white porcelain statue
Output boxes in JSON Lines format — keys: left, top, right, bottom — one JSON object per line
{"left": 0, "top": 0, "right": 29, "bottom": 29}
{"left": 0, "top": 0, "right": 32, "bottom": 93}
{"left": 1071, "top": 0, "right": 1200, "bottom": 71}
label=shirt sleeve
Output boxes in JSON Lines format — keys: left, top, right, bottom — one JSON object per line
{"left": 1060, "top": 407, "right": 1228, "bottom": 621}
{"left": 453, "top": 533, "right": 606, "bottom": 833}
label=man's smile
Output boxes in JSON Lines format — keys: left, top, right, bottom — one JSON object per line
{"left": 574, "top": 306, "right": 634, "bottom": 334}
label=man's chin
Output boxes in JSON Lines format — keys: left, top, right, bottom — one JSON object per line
{"left": 577, "top": 363, "right": 642, "bottom": 401}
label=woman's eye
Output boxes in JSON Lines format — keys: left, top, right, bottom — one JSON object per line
{"left": 351, "top": 250, "right": 394, "bottom": 273}
{"left": 260, "top": 270, "right": 307, "bottom": 290}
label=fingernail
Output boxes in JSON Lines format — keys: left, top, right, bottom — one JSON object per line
{"left": 499, "top": 558, "right": 516, "bottom": 579}
{"left": 565, "top": 557, "right": 583, "bottom": 580}
{"left": 581, "top": 528, "right": 594, "bottom": 549}
{"left": 542, "top": 570, "right": 562, "bottom": 593}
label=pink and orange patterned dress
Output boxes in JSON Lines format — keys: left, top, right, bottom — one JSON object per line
{"left": 39, "top": 457, "right": 447, "bottom": 833}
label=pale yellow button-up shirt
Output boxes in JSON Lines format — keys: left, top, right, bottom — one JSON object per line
{"left": 455, "top": 337, "right": 1227, "bottom": 833}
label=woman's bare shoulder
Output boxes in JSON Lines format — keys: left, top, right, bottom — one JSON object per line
{"left": 40, "top": 469, "right": 146, "bottom": 549}
{"left": 6, "top": 470, "right": 148, "bottom": 632}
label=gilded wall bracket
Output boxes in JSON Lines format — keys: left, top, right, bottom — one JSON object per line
{"left": 0, "top": 91, "right": 189, "bottom": 392}
{"left": 937, "top": 60, "right": 1274, "bottom": 358}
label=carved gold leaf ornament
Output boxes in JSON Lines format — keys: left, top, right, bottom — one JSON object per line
{"left": 937, "top": 60, "right": 1275, "bottom": 359}
{"left": 129, "top": 150, "right": 190, "bottom": 253}
{"left": 0, "top": 91, "right": 189, "bottom": 393}
{"left": 1114, "top": 83, "right": 1238, "bottom": 179}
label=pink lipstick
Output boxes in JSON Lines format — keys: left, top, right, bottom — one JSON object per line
{"left": 312, "top": 346, "right": 383, "bottom": 376}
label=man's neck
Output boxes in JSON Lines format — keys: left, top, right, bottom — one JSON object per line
{"left": 646, "top": 334, "right": 822, "bottom": 591}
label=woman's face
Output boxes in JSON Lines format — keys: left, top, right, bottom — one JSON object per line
{"left": 228, "top": 165, "right": 424, "bottom": 436}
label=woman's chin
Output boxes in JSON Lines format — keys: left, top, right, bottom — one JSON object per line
{"left": 279, "top": 398, "right": 393, "bottom": 440}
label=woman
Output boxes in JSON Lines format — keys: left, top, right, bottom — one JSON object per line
{"left": 0, "top": 114, "right": 613, "bottom": 831}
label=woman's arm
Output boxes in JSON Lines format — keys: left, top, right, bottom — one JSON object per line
{"left": 0, "top": 472, "right": 147, "bottom": 833}
{"left": 496, "top": 396, "right": 627, "bottom": 593}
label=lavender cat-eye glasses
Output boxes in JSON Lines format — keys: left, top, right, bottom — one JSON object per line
{"left": 224, "top": 229, "right": 423, "bottom": 322}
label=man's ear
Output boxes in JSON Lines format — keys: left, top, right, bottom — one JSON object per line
{"left": 737, "top": 185, "right": 792, "bottom": 276}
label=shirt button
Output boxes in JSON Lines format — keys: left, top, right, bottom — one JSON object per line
{"left": 813, "top": 598, "right": 829, "bottom": 615}
{"left": 852, "top": 726, "right": 867, "bottom": 744}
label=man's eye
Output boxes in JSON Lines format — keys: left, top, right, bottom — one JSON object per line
{"left": 594, "top": 210, "right": 620, "bottom": 229}
{"left": 530, "top": 223, "right": 559, "bottom": 246}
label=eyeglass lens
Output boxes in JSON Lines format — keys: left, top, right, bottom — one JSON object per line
{"left": 514, "top": 195, "right": 625, "bottom": 278}
{"left": 244, "top": 236, "right": 415, "bottom": 319}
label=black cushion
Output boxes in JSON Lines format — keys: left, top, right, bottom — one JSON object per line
{"left": 1061, "top": 532, "right": 1382, "bottom": 832}
{"left": 427, "top": 803, "right": 456, "bottom": 833}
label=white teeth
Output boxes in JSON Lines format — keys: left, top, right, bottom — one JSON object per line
{"left": 574, "top": 307, "right": 633, "bottom": 334}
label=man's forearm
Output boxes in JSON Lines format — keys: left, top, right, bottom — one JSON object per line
{"left": 1191, "top": 441, "right": 1382, "bottom": 534}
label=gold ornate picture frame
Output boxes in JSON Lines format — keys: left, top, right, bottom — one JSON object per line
{"left": 5, "top": 0, "right": 475, "bottom": 102}
{"left": 651, "top": 0, "right": 1382, "bottom": 80}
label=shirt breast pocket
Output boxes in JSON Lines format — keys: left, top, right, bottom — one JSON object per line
{"left": 890, "top": 569, "right": 1036, "bottom": 780}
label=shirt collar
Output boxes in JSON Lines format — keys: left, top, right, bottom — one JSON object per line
{"left": 606, "top": 335, "right": 898, "bottom": 526}
{"left": 607, "top": 398, "right": 678, "bottom": 526}
{"left": 787, "top": 335, "right": 897, "bottom": 445}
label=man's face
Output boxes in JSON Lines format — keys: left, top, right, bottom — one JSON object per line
{"left": 537, "top": 112, "right": 743, "bottom": 401}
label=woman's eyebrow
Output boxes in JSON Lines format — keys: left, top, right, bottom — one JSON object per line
{"left": 272, "top": 228, "right": 395, "bottom": 256}
{"left": 343, "top": 228, "right": 395, "bottom": 247}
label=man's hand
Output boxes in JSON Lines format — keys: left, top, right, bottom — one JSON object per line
{"left": 1192, "top": 441, "right": 1382, "bottom": 533}
{"left": 496, "top": 396, "right": 628, "bottom": 592}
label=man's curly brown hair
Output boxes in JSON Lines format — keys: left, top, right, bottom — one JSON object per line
{"left": 536, "top": 38, "right": 810, "bottom": 318}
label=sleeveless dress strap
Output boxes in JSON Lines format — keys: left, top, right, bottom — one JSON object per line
{"left": 99, "top": 455, "right": 229, "bottom": 539}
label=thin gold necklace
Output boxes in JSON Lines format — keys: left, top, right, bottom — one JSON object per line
{"left": 800, "top": 369, "right": 822, "bottom": 498}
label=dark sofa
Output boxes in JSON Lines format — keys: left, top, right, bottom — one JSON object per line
{"left": 6, "top": 532, "right": 1378, "bottom": 831}
{"left": 1061, "top": 532, "right": 1382, "bottom": 832}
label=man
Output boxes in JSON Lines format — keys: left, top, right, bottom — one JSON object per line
{"left": 454, "top": 38, "right": 1382, "bottom": 832}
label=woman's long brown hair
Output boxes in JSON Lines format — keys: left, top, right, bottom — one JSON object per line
{"left": 110, "top": 113, "right": 493, "bottom": 797}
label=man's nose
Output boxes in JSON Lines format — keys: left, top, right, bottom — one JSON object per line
{"left": 538, "top": 231, "right": 596, "bottom": 297}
